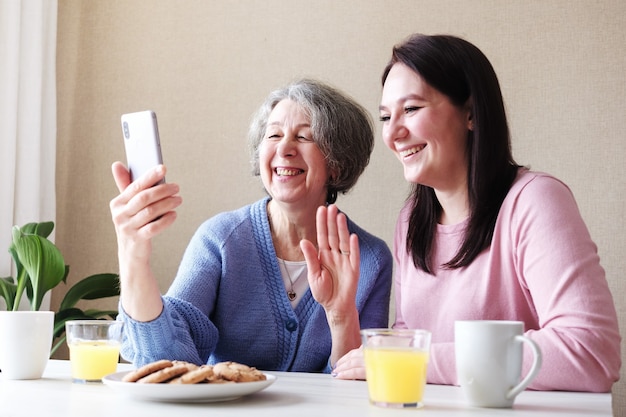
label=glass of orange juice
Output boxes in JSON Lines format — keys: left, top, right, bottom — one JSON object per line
{"left": 361, "top": 328, "right": 431, "bottom": 408}
{"left": 65, "top": 320, "right": 124, "bottom": 383}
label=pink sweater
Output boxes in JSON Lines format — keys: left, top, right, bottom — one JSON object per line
{"left": 393, "top": 169, "right": 621, "bottom": 392}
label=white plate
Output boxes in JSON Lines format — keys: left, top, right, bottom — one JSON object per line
{"left": 102, "top": 370, "right": 276, "bottom": 403}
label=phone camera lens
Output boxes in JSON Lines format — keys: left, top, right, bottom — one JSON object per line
{"left": 123, "top": 121, "right": 130, "bottom": 139}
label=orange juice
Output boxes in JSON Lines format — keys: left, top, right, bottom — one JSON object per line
{"left": 364, "top": 347, "right": 429, "bottom": 406}
{"left": 68, "top": 341, "right": 121, "bottom": 381}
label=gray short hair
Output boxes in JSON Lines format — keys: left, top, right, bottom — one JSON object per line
{"left": 248, "top": 79, "right": 374, "bottom": 203}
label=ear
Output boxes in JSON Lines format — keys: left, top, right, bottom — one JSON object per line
{"left": 465, "top": 99, "right": 474, "bottom": 131}
{"left": 328, "top": 168, "right": 339, "bottom": 184}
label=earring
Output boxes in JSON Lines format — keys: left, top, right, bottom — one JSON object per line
{"left": 326, "top": 189, "right": 337, "bottom": 204}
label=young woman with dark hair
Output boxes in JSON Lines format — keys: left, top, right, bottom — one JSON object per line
{"left": 331, "top": 34, "right": 620, "bottom": 392}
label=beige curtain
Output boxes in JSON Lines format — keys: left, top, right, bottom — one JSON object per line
{"left": 0, "top": 0, "right": 57, "bottom": 309}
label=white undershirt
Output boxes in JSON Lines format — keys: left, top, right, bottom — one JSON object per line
{"left": 277, "top": 258, "right": 309, "bottom": 308}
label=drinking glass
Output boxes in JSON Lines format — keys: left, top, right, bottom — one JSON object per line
{"left": 361, "top": 328, "right": 431, "bottom": 408}
{"left": 65, "top": 320, "right": 124, "bottom": 383}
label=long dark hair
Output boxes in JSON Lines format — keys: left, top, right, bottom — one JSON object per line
{"left": 382, "top": 34, "right": 520, "bottom": 273}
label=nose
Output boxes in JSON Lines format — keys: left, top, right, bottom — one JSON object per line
{"left": 383, "top": 115, "right": 408, "bottom": 145}
{"left": 276, "top": 134, "right": 297, "bottom": 157}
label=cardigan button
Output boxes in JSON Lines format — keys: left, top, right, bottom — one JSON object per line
{"left": 285, "top": 318, "right": 298, "bottom": 332}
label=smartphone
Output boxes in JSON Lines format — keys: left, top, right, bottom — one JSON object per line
{"left": 121, "top": 110, "right": 165, "bottom": 185}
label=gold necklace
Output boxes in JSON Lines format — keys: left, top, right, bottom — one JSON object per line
{"left": 280, "top": 259, "right": 300, "bottom": 301}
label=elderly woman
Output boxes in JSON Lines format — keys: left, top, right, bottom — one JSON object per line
{"left": 109, "top": 79, "right": 392, "bottom": 373}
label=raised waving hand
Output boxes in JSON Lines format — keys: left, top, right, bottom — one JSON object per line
{"left": 300, "top": 204, "right": 361, "bottom": 366}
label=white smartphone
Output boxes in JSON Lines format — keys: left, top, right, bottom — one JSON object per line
{"left": 121, "top": 110, "right": 165, "bottom": 185}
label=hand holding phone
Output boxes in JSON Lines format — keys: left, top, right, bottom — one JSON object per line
{"left": 121, "top": 110, "right": 165, "bottom": 185}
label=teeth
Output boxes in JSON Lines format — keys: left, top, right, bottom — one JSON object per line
{"left": 276, "top": 168, "right": 303, "bottom": 176}
{"left": 399, "top": 145, "right": 426, "bottom": 157}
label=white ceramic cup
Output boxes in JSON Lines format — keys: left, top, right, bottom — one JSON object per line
{"left": 0, "top": 311, "right": 54, "bottom": 380}
{"left": 454, "top": 320, "right": 542, "bottom": 408}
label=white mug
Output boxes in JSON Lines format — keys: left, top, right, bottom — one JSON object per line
{"left": 0, "top": 311, "right": 54, "bottom": 380}
{"left": 455, "top": 320, "right": 542, "bottom": 408}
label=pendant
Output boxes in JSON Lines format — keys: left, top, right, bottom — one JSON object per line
{"left": 287, "top": 291, "right": 296, "bottom": 301}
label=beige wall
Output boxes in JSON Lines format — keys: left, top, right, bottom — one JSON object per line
{"left": 55, "top": 1, "right": 625, "bottom": 413}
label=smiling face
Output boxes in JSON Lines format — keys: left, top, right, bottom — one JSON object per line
{"left": 379, "top": 63, "right": 472, "bottom": 193}
{"left": 259, "top": 99, "right": 330, "bottom": 208}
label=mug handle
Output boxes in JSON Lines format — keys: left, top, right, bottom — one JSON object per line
{"left": 506, "top": 335, "right": 543, "bottom": 399}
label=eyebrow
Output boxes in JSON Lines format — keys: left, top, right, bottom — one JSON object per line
{"left": 267, "top": 121, "right": 311, "bottom": 128}
{"left": 379, "top": 93, "right": 426, "bottom": 111}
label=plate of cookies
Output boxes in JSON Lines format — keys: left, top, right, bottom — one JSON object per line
{"left": 103, "top": 359, "right": 276, "bottom": 403}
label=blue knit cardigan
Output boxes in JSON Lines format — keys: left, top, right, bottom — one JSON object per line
{"left": 118, "top": 197, "right": 392, "bottom": 373}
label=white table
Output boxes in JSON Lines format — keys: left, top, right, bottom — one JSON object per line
{"left": 0, "top": 360, "right": 611, "bottom": 416}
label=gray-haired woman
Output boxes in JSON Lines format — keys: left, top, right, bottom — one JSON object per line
{"left": 109, "top": 79, "right": 392, "bottom": 372}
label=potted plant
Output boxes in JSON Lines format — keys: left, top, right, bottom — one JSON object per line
{"left": 0, "top": 221, "right": 120, "bottom": 379}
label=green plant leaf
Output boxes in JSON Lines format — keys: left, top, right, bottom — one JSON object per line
{"left": 0, "top": 277, "right": 17, "bottom": 310}
{"left": 62, "top": 265, "right": 70, "bottom": 284}
{"left": 50, "top": 337, "right": 67, "bottom": 358}
{"left": 13, "top": 233, "right": 66, "bottom": 311}
{"left": 8, "top": 244, "right": 23, "bottom": 276}
{"left": 19, "top": 221, "right": 54, "bottom": 238}
{"left": 5, "top": 221, "right": 121, "bottom": 359}
{"left": 58, "top": 273, "right": 120, "bottom": 311}
{"left": 34, "top": 221, "right": 54, "bottom": 238}
{"left": 82, "top": 309, "right": 119, "bottom": 320}
{"left": 7, "top": 236, "right": 27, "bottom": 310}
{"left": 53, "top": 308, "right": 93, "bottom": 337}
{"left": 51, "top": 308, "right": 95, "bottom": 357}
